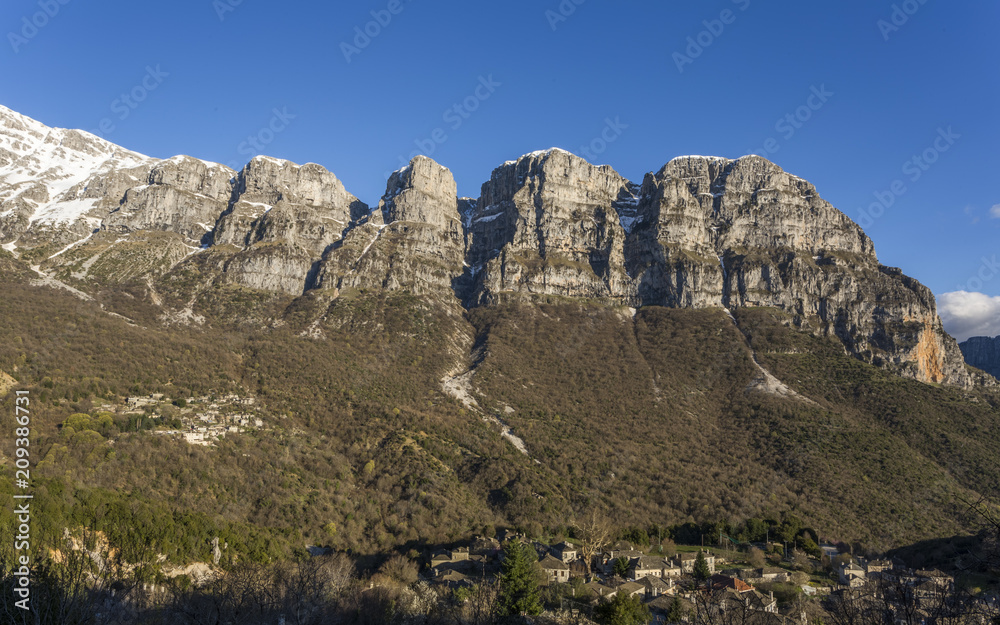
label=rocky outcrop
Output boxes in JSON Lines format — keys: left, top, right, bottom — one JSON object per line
{"left": 103, "top": 156, "right": 234, "bottom": 240}
{"left": 624, "top": 155, "right": 967, "bottom": 386}
{"left": 213, "top": 156, "right": 370, "bottom": 296}
{"left": 0, "top": 105, "right": 974, "bottom": 386}
{"left": 0, "top": 105, "right": 152, "bottom": 246}
{"left": 465, "top": 148, "right": 637, "bottom": 305}
{"left": 314, "top": 156, "right": 465, "bottom": 298}
{"left": 959, "top": 336, "right": 1000, "bottom": 379}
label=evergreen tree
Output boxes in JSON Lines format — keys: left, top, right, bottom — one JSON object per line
{"left": 693, "top": 550, "right": 711, "bottom": 581}
{"left": 498, "top": 541, "right": 542, "bottom": 617}
{"left": 665, "top": 596, "right": 684, "bottom": 623}
{"left": 594, "top": 592, "right": 651, "bottom": 625}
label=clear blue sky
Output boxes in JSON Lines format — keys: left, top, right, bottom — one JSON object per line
{"left": 2, "top": 0, "right": 998, "bottom": 302}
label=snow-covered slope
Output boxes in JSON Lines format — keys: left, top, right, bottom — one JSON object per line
{"left": 0, "top": 105, "right": 154, "bottom": 233}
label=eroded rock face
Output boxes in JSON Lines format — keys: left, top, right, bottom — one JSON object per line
{"left": 213, "top": 156, "right": 370, "bottom": 296}
{"left": 315, "top": 156, "right": 465, "bottom": 298}
{"left": 624, "top": 155, "right": 967, "bottom": 386}
{"left": 465, "top": 149, "right": 637, "bottom": 305}
{"left": 959, "top": 336, "right": 1000, "bottom": 380}
{"left": 0, "top": 105, "right": 153, "bottom": 246}
{"left": 103, "top": 156, "right": 235, "bottom": 240}
{"left": 0, "top": 105, "right": 974, "bottom": 386}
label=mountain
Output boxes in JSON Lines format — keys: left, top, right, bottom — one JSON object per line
{"left": 0, "top": 107, "right": 970, "bottom": 387}
{"left": 959, "top": 335, "right": 1000, "bottom": 379}
{"left": 1, "top": 104, "right": 998, "bottom": 559}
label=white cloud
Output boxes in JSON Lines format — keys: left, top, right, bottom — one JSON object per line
{"left": 989, "top": 204, "right": 1000, "bottom": 219}
{"left": 938, "top": 291, "right": 1000, "bottom": 342}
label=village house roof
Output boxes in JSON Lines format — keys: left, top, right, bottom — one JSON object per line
{"left": 630, "top": 556, "right": 667, "bottom": 570}
{"left": 539, "top": 555, "right": 570, "bottom": 571}
{"left": 433, "top": 570, "right": 473, "bottom": 588}
{"left": 605, "top": 549, "right": 646, "bottom": 560}
{"left": 642, "top": 575, "right": 672, "bottom": 592}
{"left": 711, "top": 574, "right": 754, "bottom": 592}
{"left": 647, "top": 594, "right": 677, "bottom": 612}
{"left": 617, "top": 581, "right": 645, "bottom": 597}
{"left": 584, "top": 581, "right": 617, "bottom": 599}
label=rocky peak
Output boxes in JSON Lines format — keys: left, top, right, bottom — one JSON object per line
{"left": 211, "top": 157, "right": 371, "bottom": 295}
{"left": 233, "top": 155, "right": 365, "bottom": 217}
{"left": 102, "top": 156, "right": 235, "bottom": 240}
{"left": 148, "top": 156, "right": 234, "bottom": 203}
{"left": 625, "top": 154, "right": 966, "bottom": 385}
{"left": 959, "top": 336, "right": 1000, "bottom": 380}
{"left": 314, "top": 156, "right": 466, "bottom": 298}
{"left": 379, "top": 155, "right": 459, "bottom": 228}
{"left": 465, "top": 148, "right": 633, "bottom": 305}
{"left": 0, "top": 105, "right": 152, "bottom": 244}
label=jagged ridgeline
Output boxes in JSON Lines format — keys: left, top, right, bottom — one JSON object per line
{"left": 1, "top": 104, "right": 998, "bottom": 556}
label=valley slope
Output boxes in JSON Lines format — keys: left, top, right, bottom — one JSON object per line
{"left": 0, "top": 105, "right": 997, "bottom": 562}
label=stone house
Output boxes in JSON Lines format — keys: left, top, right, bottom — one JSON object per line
{"left": 553, "top": 541, "right": 578, "bottom": 563}
{"left": 866, "top": 559, "right": 892, "bottom": 576}
{"left": 616, "top": 581, "right": 646, "bottom": 599}
{"left": 662, "top": 562, "right": 683, "bottom": 578}
{"left": 540, "top": 555, "right": 570, "bottom": 584}
{"left": 430, "top": 547, "right": 471, "bottom": 572}
{"left": 600, "top": 549, "right": 646, "bottom": 575}
{"left": 629, "top": 556, "right": 668, "bottom": 581}
{"left": 642, "top": 575, "right": 675, "bottom": 598}
{"left": 758, "top": 567, "right": 787, "bottom": 582}
{"left": 838, "top": 561, "right": 866, "bottom": 587}
{"left": 585, "top": 581, "right": 617, "bottom": 600}
{"left": 675, "top": 551, "right": 716, "bottom": 574}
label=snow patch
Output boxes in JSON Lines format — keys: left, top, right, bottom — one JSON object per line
{"left": 48, "top": 231, "right": 96, "bottom": 259}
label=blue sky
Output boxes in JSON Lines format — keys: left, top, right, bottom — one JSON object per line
{"left": 2, "top": 0, "right": 998, "bottom": 327}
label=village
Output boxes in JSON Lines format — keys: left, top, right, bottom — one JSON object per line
{"left": 93, "top": 392, "right": 268, "bottom": 447}
{"left": 416, "top": 530, "right": 998, "bottom": 624}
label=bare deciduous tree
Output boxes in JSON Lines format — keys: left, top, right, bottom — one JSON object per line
{"left": 573, "top": 510, "right": 614, "bottom": 577}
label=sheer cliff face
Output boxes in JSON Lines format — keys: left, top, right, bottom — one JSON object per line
{"left": 959, "top": 336, "right": 1000, "bottom": 380}
{"left": 625, "top": 155, "right": 964, "bottom": 385}
{"left": 0, "top": 105, "right": 971, "bottom": 386}
{"left": 314, "top": 155, "right": 466, "bottom": 298}
{"left": 465, "top": 149, "right": 637, "bottom": 306}
{"left": 103, "top": 156, "right": 234, "bottom": 240}
{"left": 212, "top": 156, "right": 370, "bottom": 295}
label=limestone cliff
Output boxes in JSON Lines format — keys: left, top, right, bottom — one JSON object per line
{"left": 213, "top": 156, "right": 369, "bottom": 295}
{"left": 0, "top": 104, "right": 973, "bottom": 386}
{"left": 464, "top": 148, "right": 636, "bottom": 306}
{"left": 625, "top": 155, "right": 966, "bottom": 386}
{"left": 314, "top": 155, "right": 465, "bottom": 298}
{"left": 959, "top": 336, "right": 1000, "bottom": 380}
